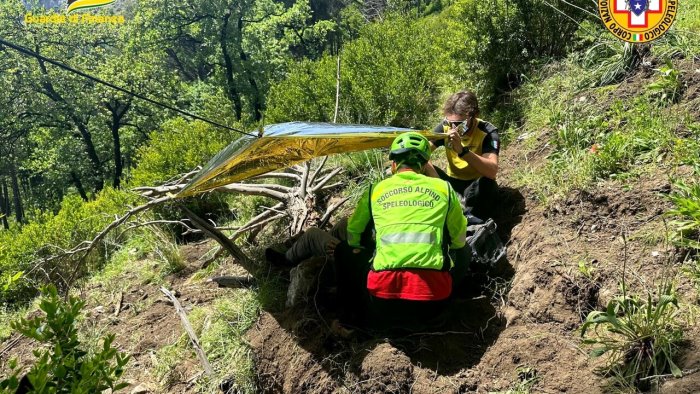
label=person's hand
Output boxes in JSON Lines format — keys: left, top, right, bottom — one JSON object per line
{"left": 325, "top": 238, "right": 340, "bottom": 256}
{"left": 448, "top": 128, "right": 464, "bottom": 154}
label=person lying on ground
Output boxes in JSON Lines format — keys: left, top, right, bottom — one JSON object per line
{"left": 426, "top": 90, "right": 500, "bottom": 219}
{"left": 265, "top": 218, "right": 347, "bottom": 266}
{"left": 335, "top": 131, "right": 470, "bottom": 330}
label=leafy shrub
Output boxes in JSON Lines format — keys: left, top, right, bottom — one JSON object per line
{"left": 667, "top": 181, "right": 700, "bottom": 250}
{"left": 129, "top": 118, "right": 241, "bottom": 187}
{"left": 267, "top": 14, "right": 465, "bottom": 128}
{"left": 580, "top": 285, "right": 685, "bottom": 390}
{"left": 577, "top": 31, "right": 640, "bottom": 88}
{"left": 0, "top": 188, "right": 138, "bottom": 304}
{"left": 452, "top": 0, "right": 597, "bottom": 102}
{"left": 647, "top": 62, "right": 682, "bottom": 104}
{"left": 0, "top": 285, "right": 129, "bottom": 393}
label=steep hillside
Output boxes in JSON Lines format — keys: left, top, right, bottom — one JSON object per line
{"left": 2, "top": 50, "right": 699, "bottom": 394}
{"left": 243, "top": 58, "right": 700, "bottom": 392}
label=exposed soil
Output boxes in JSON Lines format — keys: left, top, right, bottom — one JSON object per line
{"left": 2, "top": 59, "right": 699, "bottom": 393}
{"left": 0, "top": 243, "right": 250, "bottom": 393}
{"left": 245, "top": 63, "right": 700, "bottom": 393}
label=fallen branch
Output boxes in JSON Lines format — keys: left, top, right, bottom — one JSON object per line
{"left": 209, "top": 275, "right": 256, "bottom": 288}
{"left": 318, "top": 182, "right": 343, "bottom": 192}
{"left": 251, "top": 172, "right": 302, "bottom": 182}
{"left": 638, "top": 368, "right": 699, "bottom": 381}
{"left": 118, "top": 219, "right": 197, "bottom": 238}
{"left": 217, "top": 183, "right": 289, "bottom": 201}
{"left": 311, "top": 167, "right": 343, "bottom": 192}
{"left": 181, "top": 206, "right": 253, "bottom": 272}
{"left": 319, "top": 197, "right": 350, "bottom": 228}
{"left": 0, "top": 335, "right": 22, "bottom": 359}
{"left": 160, "top": 287, "right": 213, "bottom": 377}
{"left": 308, "top": 156, "right": 329, "bottom": 186}
{"left": 113, "top": 291, "right": 123, "bottom": 317}
{"left": 231, "top": 202, "right": 286, "bottom": 238}
{"left": 300, "top": 162, "right": 311, "bottom": 198}
{"left": 232, "top": 213, "right": 286, "bottom": 241}
{"left": 41, "top": 195, "right": 176, "bottom": 289}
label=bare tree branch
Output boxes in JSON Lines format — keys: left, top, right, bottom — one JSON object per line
{"left": 311, "top": 168, "right": 343, "bottom": 192}
{"left": 299, "top": 162, "right": 311, "bottom": 198}
{"left": 308, "top": 156, "right": 329, "bottom": 186}
{"left": 251, "top": 172, "right": 302, "bottom": 182}
{"left": 319, "top": 197, "right": 350, "bottom": 228}
{"left": 161, "top": 286, "right": 214, "bottom": 377}
{"left": 181, "top": 205, "right": 253, "bottom": 271}
{"left": 217, "top": 184, "right": 289, "bottom": 201}
{"left": 32, "top": 195, "right": 176, "bottom": 289}
{"left": 232, "top": 213, "right": 286, "bottom": 241}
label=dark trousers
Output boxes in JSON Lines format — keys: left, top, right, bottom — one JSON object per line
{"left": 434, "top": 167, "right": 498, "bottom": 220}
{"left": 334, "top": 242, "right": 463, "bottom": 331}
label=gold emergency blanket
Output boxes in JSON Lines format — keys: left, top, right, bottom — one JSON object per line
{"left": 178, "top": 122, "right": 441, "bottom": 197}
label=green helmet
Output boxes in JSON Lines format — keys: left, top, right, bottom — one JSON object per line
{"left": 389, "top": 132, "right": 431, "bottom": 164}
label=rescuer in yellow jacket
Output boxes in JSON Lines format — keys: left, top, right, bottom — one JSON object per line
{"left": 427, "top": 91, "right": 500, "bottom": 219}
{"left": 336, "top": 132, "right": 469, "bottom": 329}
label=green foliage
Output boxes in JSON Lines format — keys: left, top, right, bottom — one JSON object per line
{"left": 149, "top": 228, "right": 186, "bottom": 275}
{"left": 652, "top": 0, "right": 700, "bottom": 58}
{"left": 268, "top": 0, "right": 595, "bottom": 127}
{"left": 267, "top": 14, "right": 464, "bottom": 127}
{"left": 0, "top": 188, "right": 138, "bottom": 304}
{"left": 329, "top": 149, "right": 388, "bottom": 206}
{"left": 667, "top": 181, "right": 700, "bottom": 250}
{"left": 512, "top": 59, "right": 688, "bottom": 204}
{"left": 646, "top": 61, "right": 682, "bottom": 104}
{"left": 492, "top": 365, "right": 539, "bottom": 394}
{"left": 578, "top": 260, "right": 596, "bottom": 280}
{"left": 577, "top": 30, "right": 639, "bottom": 88}
{"left": 129, "top": 119, "right": 240, "bottom": 187}
{"left": 0, "top": 285, "right": 129, "bottom": 393}
{"left": 452, "top": 0, "right": 596, "bottom": 102}
{"left": 264, "top": 56, "right": 338, "bottom": 123}
{"left": 580, "top": 285, "right": 685, "bottom": 390}
{"left": 682, "top": 259, "right": 700, "bottom": 297}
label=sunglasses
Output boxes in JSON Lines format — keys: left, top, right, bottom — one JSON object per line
{"left": 443, "top": 117, "right": 472, "bottom": 134}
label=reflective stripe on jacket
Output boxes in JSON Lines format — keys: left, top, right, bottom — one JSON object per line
{"left": 347, "top": 171, "right": 467, "bottom": 272}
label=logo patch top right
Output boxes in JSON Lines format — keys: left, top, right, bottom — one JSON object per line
{"left": 598, "top": 0, "right": 678, "bottom": 43}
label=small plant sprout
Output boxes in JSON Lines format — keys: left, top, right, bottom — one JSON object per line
{"left": 646, "top": 61, "right": 683, "bottom": 104}
{"left": 577, "top": 260, "right": 596, "bottom": 279}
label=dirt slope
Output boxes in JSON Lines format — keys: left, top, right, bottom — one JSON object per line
{"left": 2, "top": 61, "right": 699, "bottom": 393}
{"left": 245, "top": 61, "right": 700, "bottom": 391}
{"left": 0, "top": 243, "right": 248, "bottom": 393}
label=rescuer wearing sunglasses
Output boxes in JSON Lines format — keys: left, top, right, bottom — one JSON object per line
{"left": 426, "top": 91, "right": 500, "bottom": 219}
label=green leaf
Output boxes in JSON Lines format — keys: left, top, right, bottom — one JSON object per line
{"left": 590, "top": 347, "right": 608, "bottom": 358}
{"left": 667, "top": 353, "right": 682, "bottom": 378}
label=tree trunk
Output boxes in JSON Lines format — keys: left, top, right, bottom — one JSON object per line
{"left": 36, "top": 57, "right": 104, "bottom": 192}
{"left": 0, "top": 179, "right": 9, "bottom": 229}
{"left": 8, "top": 160, "right": 24, "bottom": 224}
{"left": 221, "top": 9, "right": 243, "bottom": 120}
{"left": 21, "top": 175, "right": 33, "bottom": 204}
{"left": 237, "top": 15, "right": 263, "bottom": 121}
{"left": 108, "top": 100, "right": 131, "bottom": 189}
{"left": 70, "top": 171, "right": 89, "bottom": 201}
{"left": 112, "top": 120, "right": 122, "bottom": 189}
{"left": 72, "top": 119, "right": 104, "bottom": 193}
